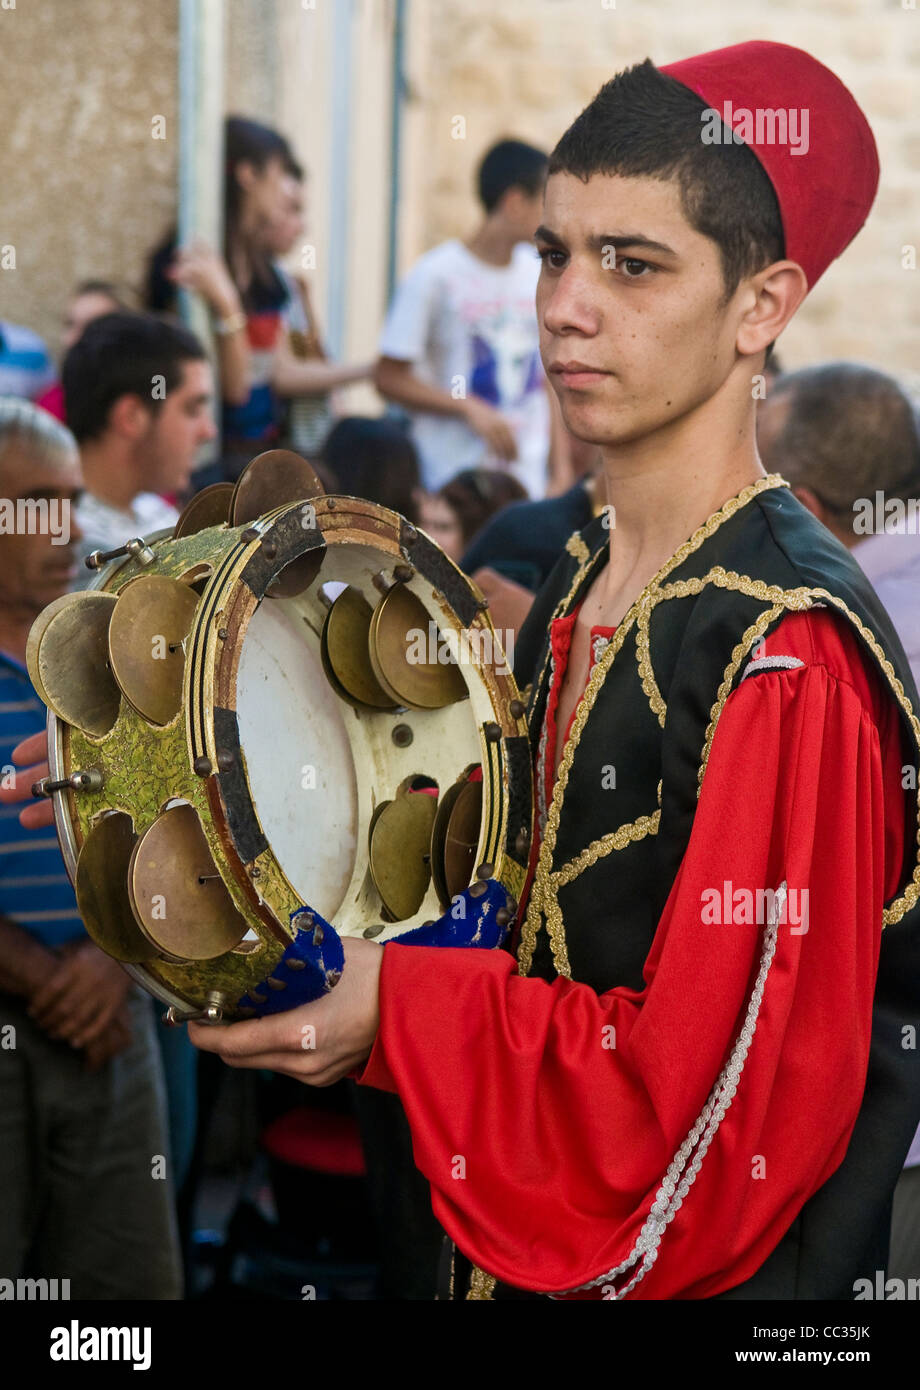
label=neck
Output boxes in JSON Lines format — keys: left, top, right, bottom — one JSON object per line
{"left": 594, "top": 384, "right": 765, "bottom": 613}
{"left": 0, "top": 602, "right": 42, "bottom": 664}
{"left": 79, "top": 438, "right": 141, "bottom": 511}
{"left": 464, "top": 220, "right": 517, "bottom": 268}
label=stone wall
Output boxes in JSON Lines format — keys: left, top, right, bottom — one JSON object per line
{"left": 0, "top": 0, "right": 179, "bottom": 355}
{"left": 399, "top": 0, "right": 920, "bottom": 384}
{"left": 2, "top": 0, "right": 917, "bottom": 386}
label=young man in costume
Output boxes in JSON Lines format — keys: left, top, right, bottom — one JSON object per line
{"left": 14, "top": 41, "right": 920, "bottom": 1301}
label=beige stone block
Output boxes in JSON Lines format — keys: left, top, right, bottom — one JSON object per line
{"left": 858, "top": 75, "right": 917, "bottom": 121}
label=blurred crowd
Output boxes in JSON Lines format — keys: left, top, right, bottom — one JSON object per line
{"left": 0, "top": 114, "right": 918, "bottom": 1301}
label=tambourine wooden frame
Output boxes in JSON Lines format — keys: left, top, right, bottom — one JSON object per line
{"left": 47, "top": 499, "right": 532, "bottom": 1017}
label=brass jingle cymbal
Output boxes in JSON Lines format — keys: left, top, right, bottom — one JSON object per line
{"left": 107, "top": 575, "right": 200, "bottom": 726}
{"left": 26, "top": 592, "right": 97, "bottom": 709}
{"left": 443, "top": 778, "right": 483, "bottom": 901}
{"left": 75, "top": 812, "right": 160, "bottom": 963}
{"left": 230, "top": 448, "right": 326, "bottom": 527}
{"left": 173, "top": 482, "right": 234, "bottom": 539}
{"left": 29, "top": 592, "right": 120, "bottom": 737}
{"left": 369, "top": 789, "right": 438, "bottom": 922}
{"left": 321, "top": 588, "right": 398, "bottom": 710}
{"left": 128, "top": 803, "right": 249, "bottom": 960}
{"left": 368, "top": 585, "right": 467, "bottom": 711}
{"left": 430, "top": 777, "right": 466, "bottom": 911}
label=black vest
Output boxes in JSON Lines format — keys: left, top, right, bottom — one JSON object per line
{"left": 463, "top": 476, "right": 920, "bottom": 1300}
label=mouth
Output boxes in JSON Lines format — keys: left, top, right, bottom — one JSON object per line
{"left": 549, "top": 362, "right": 611, "bottom": 389}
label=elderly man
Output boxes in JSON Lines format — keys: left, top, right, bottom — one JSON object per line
{"left": 0, "top": 398, "right": 181, "bottom": 1299}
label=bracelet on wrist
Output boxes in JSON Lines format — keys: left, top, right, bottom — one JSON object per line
{"left": 214, "top": 310, "right": 247, "bottom": 336}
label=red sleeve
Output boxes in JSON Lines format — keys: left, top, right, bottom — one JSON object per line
{"left": 355, "top": 611, "right": 905, "bottom": 1298}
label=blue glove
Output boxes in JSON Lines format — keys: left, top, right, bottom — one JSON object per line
{"left": 235, "top": 879, "right": 516, "bottom": 1018}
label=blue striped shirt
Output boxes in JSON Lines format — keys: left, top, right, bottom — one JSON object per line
{"left": 0, "top": 650, "right": 85, "bottom": 947}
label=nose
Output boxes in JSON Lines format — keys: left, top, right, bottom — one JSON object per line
{"left": 199, "top": 414, "right": 219, "bottom": 444}
{"left": 540, "top": 261, "right": 601, "bottom": 340}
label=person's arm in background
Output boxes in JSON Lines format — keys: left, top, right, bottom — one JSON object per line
{"left": 272, "top": 341, "right": 373, "bottom": 397}
{"left": 0, "top": 915, "right": 132, "bottom": 1070}
{"left": 0, "top": 913, "right": 56, "bottom": 999}
{"left": 167, "top": 240, "right": 250, "bottom": 407}
{"left": 0, "top": 733, "right": 132, "bottom": 1068}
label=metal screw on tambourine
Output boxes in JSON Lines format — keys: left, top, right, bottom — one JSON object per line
{"left": 32, "top": 768, "right": 104, "bottom": 798}
{"left": 163, "top": 991, "right": 229, "bottom": 1027}
{"left": 85, "top": 536, "right": 157, "bottom": 570}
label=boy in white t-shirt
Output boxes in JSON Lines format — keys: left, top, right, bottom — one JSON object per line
{"left": 376, "top": 140, "right": 565, "bottom": 500}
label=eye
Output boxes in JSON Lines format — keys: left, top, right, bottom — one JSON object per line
{"left": 536, "top": 247, "right": 567, "bottom": 271}
{"left": 618, "top": 257, "right": 653, "bottom": 279}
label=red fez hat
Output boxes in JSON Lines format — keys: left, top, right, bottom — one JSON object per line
{"left": 660, "top": 41, "right": 879, "bottom": 290}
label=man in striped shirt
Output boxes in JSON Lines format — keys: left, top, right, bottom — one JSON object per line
{"left": 0, "top": 399, "right": 181, "bottom": 1298}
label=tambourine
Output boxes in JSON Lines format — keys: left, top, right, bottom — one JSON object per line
{"left": 26, "top": 451, "right": 532, "bottom": 1022}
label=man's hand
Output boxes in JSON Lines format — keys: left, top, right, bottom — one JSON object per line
{"left": 28, "top": 940, "right": 133, "bottom": 1048}
{"left": 189, "top": 936, "right": 383, "bottom": 1086}
{"left": 82, "top": 1004, "right": 133, "bottom": 1072}
{"left": 0, "top": 730, "right": 54, "bottom": 830}
{"left": 462, "top": 397, "right": 518, "bottom": 462}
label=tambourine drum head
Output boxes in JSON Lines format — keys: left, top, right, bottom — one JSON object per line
{"left": 236, "top": 598, "right": 358, "bottom": 921}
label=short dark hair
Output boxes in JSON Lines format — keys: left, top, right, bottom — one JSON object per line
{"left": 478, "top": 139, "right": 548, "bottom": 214}
{"left": 760, "top": 363, "right": 920, "bottom": 518}
{"left": 440, "top": 468, "right": 528, "bottom": 548}
{"left": 321, "top": 416, "right": 421, "bottom": 524}
{"left": 62, "top": 312, "right": 206, "bottom": 443}
{"left": 548, "top": 59, "right": 785, "bottom": 303}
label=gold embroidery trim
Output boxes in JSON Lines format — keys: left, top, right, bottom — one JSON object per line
{"left": 517, "top": 476, "right": 790, "bottom": 979}
{"left": 635, "top": 596, "right": 666, "bottom": 728}
{"left": 553, "top": 810, "right": 661, "bottom": 888}
{"left": 565, "top": 531, "right": 590, "bottom": 565}
{"left": 466, "top": 1266, "right": 497, "bottom": 1300}
{"left": 685, "top": 579, "right": 920, "bottom": 927}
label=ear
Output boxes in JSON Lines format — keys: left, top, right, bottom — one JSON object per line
{"left": 107, "top": 393, "right": 153, "bottom": 441}
{"left": 234, "top": 159, "right": 258, "bottom": 193}
{"left": 792, "top": 484, "right": 829, "bottom": 525}
{"left": 735, "top": 261, "right": 808, "bottom": 360}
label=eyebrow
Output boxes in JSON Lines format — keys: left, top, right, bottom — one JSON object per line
{"left": 535, "top": 225, "right": 679, "bottom": 258}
